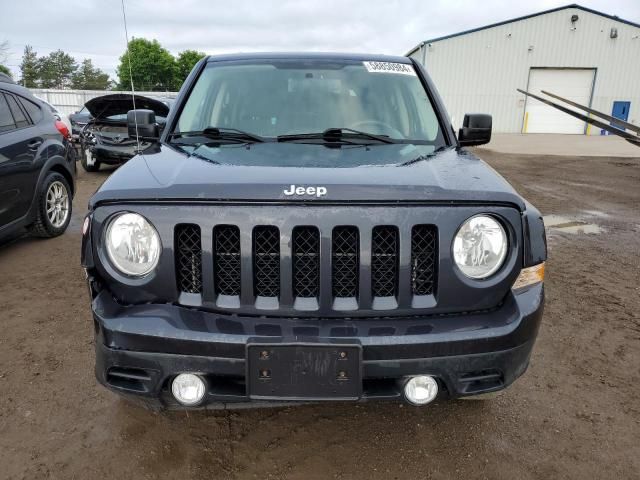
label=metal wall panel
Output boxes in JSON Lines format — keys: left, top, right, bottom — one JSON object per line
{"left": 409, "top": 7, "right": 640, "bottom": 134}
{"left": 30, "top": 89, "right": 178, "bottom": 116}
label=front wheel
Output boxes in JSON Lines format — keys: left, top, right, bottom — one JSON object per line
{"left": 29, "top": 172, "right": 72, "bottom": 238}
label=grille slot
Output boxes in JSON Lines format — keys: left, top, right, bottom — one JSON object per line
{"left": 106, "top": 367, "right": 152, "bottom": 393}
{"left": 253, "top": 226, "right": 280, "bottom": 297}
{"left": 214, "top": 225, "right": 241, "bottom": 296}
{"left": 372, "top": 226, "right": 399, "bottom": 297}
{"left": 411, "top": 225, "right": 438, "bottom": 295}
{"left": 292, "top": 226, "right": 320, "bottom": 298}
{"left": 175, "top": 224, "right": 203, "bottom": 294}
{"left": 332, "top": 226, "right": 359, "bottom": 298}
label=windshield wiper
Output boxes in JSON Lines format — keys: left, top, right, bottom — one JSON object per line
{"left": 399, "top": 146, "right": 449, "bottom": 166}
{"left": 169, "top": 127, "right": 266, "bottom": 143}
{"left": 278, "top": 128, "right": 396, "bottom": 144}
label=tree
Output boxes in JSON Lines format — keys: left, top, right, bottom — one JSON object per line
{"left": 116, "top": 38, "right": 177, "bottom": 91}
{"left": 0, "top": 40, "right": 8, "bottom": 63}
{"left": 72, "top": 58, "right": 112, "bottom": 90}
{"left": 0, "top": 40, "right": 10, "bottom": 78}
{"left": 175, "top": 49, "right": 206, "bottom": 87}
{"left": 19, "top": 45, "right": 39, "bottom": 87}
{"left": 0, "top": 41, "right": 11, "bottom": 81}
{"left": 38, "top": 50, "right": 77, "bottom": 89}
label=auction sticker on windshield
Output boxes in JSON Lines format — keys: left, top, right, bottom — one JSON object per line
{"left": 363, "top": 61, "right": 416, "bottom": 76}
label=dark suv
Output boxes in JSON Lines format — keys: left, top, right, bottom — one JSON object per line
{"left": 81, "top": 53, "right": 546, "bottom": 409}
{"left": 0, "top": 77, "right": 76, "bottom": 241}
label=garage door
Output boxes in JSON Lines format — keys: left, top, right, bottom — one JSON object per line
{"left": 524, "top": 68, "right": 595, "bottom": 134}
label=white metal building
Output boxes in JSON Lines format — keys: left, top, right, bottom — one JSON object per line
{"left": 406, "top": 4, "right": 640, "bottom": 135}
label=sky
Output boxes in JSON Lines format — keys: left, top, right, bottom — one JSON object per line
{"left": 1, "top": 0, "right": 639, "bottom": 81}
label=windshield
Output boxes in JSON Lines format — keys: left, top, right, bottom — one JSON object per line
{"left": 175, "top": 59, "right": 446, "bottom": 146}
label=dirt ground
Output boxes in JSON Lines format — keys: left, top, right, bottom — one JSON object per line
{"left": 0, "top": 151, "right": 639, "bottom": 480}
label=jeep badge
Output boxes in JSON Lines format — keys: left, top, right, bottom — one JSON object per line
{"left": 283, "top": 185, "right": 327, "bottom": 197}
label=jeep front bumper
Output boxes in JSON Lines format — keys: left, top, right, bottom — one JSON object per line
{"left": 92, "top": 283, "right": 543, "bottom": 409}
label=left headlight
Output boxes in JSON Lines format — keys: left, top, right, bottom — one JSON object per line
{"left": 453, "top": 214, "right": 508, "bottom": 279}
{"left": 105, "top": 212, "right": 161, "bottom": 277}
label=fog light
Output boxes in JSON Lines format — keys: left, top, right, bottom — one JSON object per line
{"left": 171, "top": 373, "right": 206, "bottom": 406}
{"left": 404, "top": 375, "right": 438, "bottom": 406}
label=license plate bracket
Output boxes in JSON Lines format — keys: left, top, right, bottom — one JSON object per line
{"left": 246, "top": 343, "right": 362, "bottom": 401}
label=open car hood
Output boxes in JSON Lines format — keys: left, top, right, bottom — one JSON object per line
{"left": 84, "top": 94, "right": 170, "bottom": 120}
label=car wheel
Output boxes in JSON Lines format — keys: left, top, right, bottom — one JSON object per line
{"left": 80, "top": 145, "right": 100, "bottom": 172}
{"left": 29, "top": 172, "right": 72, "bottom": 238}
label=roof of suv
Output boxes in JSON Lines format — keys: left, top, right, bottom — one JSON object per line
{"left": 0, "top": 77, "right": 38, "bottom": 99}
{"left": 205, "top": 52, "right": 412, "bottom": 63}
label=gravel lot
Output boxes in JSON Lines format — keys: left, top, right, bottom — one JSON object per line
{"left": 0, "top": 148, "right": 639, "bottom": 479}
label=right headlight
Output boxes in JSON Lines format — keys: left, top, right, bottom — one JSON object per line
{"left": 105, "top": 212, "right": 161, "bottom": 277}
{"left": 453, "top": 215, "right": 508, "bottom": 279}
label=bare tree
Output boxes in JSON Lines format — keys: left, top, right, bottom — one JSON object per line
{"left": 0, "top": 40, "right": 12, "bottom": 78}
{"left": 0, "top": 40, "right": 9, "bottom": 63}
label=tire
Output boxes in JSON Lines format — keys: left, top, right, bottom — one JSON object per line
{"left": 29, "top": 172, "right": 72, "bottom": 238}
{"left": 80, "top": 144, "right": 100, "bottom": 172}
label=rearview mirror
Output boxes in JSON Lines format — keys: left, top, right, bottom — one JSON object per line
{"left": 127, "top": 109, "right": 159, "bottom": 141}
{"left": 458, "top": 114, "right": 492, "bottom": 147}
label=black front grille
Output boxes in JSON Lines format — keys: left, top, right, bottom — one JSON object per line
{"left": 214, "top": 225, "right": 241, "bottom": 296}
{"left": 332, "top": 226, "right": 359, "bottom": 298}
{"left": 175, "top": 224, "right": 202, "bottom": 294}
{"left": 411, "top": 225, "right": 438, "bottom": 295}
{"left": 371, "top": 226, "right": 398, "bottom": 297}
{"left": 292, "top": 227, "right": 320, "bottom": 298}
{"left": 253, "top": 226, "right": 280, "bottom": 297}
{"left": 175, "top": 221, "right": 439, "bottom": 311}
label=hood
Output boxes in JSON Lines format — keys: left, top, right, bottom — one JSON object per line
{"left": 84, "top": 94, "right": 170, "bottom": 120}
{"left": 90, "top": 143, "right": 525, "bottom": 210}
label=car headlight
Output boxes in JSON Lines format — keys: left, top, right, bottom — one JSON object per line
{"left": 105, "top": 213, "right": 161, "bottom": 276}
{"left": 453, "top": 215, "right": 508, "bottom": 279}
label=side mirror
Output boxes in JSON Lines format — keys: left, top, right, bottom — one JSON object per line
{"left": 127, "top": 109, "right": 159, "bottom": 141}
{"left": 458, "top": 114, "right": 492, "bottom": 147}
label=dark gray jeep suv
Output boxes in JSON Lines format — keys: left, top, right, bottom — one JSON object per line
{"left": 81, "top": 53, "right": 546, "bottom": 409}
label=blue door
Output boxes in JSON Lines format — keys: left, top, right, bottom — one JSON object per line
{"left": 611, "top": 101, "right": 630, "bottom": 130}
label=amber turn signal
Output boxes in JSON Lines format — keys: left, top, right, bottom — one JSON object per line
{"left": 512, "top": 262, "right": 545, "bottom": 290}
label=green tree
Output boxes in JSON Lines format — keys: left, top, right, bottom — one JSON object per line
{"left": 72, "top": 58, "right": 112, "bottom": 90}
{"left": 0, "top": 64, "right": 11, "bottom": 78}
{"left": 19, "top": 45, "right": 40, "bottom": 87}
{"left": 38, "top": 50, "right": 77, "bottom": 89}
{"left": 117, "top": 38, "right": 176, "bottom": 91}
{"left": 175, "top": 49, "right": 205, "bottom": 87}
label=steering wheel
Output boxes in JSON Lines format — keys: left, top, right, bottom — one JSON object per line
{"left": 349, "top": 120, "right": 405, "bottom": 139}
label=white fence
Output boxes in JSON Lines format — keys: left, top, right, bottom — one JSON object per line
{"left": 30, "top": 89, "right": 179, "bottom": 116}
